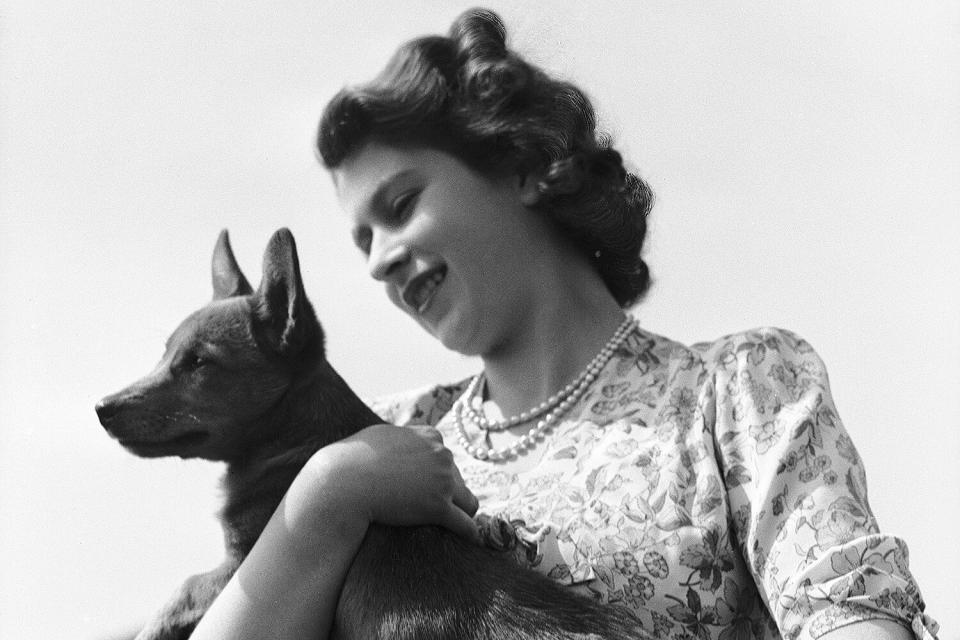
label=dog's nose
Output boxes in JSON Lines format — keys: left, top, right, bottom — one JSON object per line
{"left": 95, "top": 399, "right": 120, "bottom": 425}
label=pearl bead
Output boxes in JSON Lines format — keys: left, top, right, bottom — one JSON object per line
{"left": 452, "top": 316, "right": 637, "bottom": 462}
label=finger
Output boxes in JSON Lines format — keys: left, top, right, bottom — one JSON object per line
{"left": 451, "top": 481, "right": 479, "bottom": 516}
{"left": 449, "top": 465, "right": 479, "bottom": 516}
{"left": 415, "top": 426, "right": 444, "bottom": 443}
{"left": 442, "top": 505, "right": 481, "bottom": 544}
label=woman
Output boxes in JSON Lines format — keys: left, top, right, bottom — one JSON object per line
{"left": 192, "top": 9, "right": 938, "bottom": 640}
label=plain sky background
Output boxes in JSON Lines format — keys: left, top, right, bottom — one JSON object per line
{"left": 1, "top": 2, "right": 958, "bottom": 638}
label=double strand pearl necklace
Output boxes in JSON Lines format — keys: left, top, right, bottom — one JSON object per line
{"left": 454, "top": 315, "right": 636, "bottom": 462}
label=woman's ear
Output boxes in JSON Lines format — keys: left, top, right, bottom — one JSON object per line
{"left": 518, "top": 172, "right": 544, "bottom": 207}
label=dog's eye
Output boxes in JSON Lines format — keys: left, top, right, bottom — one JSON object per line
{"left": 179, "top": 352, "right": 206, "bottom": 372}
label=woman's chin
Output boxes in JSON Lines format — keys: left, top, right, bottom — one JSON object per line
{"left": 425, "top": 312, "right": 484, "bottom": 357}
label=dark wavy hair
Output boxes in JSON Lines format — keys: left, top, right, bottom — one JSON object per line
{"left": 317, "top": 8, "right": 653, "bottom": 306}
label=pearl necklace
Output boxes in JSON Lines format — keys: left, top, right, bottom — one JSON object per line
{"left": 454, "top": 316, "right": 636, "bottom": 462}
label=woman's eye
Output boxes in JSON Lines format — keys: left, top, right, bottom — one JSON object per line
{"left": 391, "top": 191, "right": 419, "bottom": 220}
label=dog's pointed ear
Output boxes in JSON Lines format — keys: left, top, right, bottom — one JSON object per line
{"left": 212, "top": 229, "right": 253, "bottom": 300}
{"left": 254, "top": 228, "right": 317, "bottom": 354}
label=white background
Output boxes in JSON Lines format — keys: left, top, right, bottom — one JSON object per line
{"left": 1, "top": 2, "right": 957, "bottom": 638}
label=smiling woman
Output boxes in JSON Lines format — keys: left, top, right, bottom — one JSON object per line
{"left": 332, "top": 143, "right": 619, "bottom": 357}
{"left": 186, "top": 8, "right": 942, "bottom": 640}
{"left": 0, "top": 2, "right": 957, "bottom": 639}
{"left": 319, "top": 18, "right": 654, "bottom": 310}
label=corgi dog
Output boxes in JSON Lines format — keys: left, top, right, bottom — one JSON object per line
{"left": 95, "top": 228, "right": 648, "bottom": 640}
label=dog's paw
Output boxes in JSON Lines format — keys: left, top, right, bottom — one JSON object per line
{"left": 475, "top": 513, "right": 519, "bottom": 551}
{"left": 134, "top": 616, "right": 198, "bottom": 640}
{"left": 135, "top": 561, "right": 238, "bottom": 640}
{"left": 134, "top": 569, "right": 231, "bottom": 640}
{"left": 133, "top": 599, "right": 205, "bottom": 640}
{"left": 474, "top": 513, "right": 541, "bottom": 568}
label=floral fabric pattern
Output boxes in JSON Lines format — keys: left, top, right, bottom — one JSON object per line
{"left": 369, "top": 326, "right": 939, "bottom": 640}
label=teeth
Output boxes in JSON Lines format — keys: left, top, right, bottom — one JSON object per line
{"left": 412, "top": 271, "right": 444, "bottom": 311}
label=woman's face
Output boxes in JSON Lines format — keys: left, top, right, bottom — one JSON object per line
{"left": 332, "top": 142, "right": 554, "bottom": 356}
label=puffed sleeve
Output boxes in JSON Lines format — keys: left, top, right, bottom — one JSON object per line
{"left": 365, "top": 380, "right": 469, "bottom": 428}
{"left": 709, "top": 328, "right": 939, "bottom": 640}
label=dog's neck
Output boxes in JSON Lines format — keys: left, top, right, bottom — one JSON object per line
{"left": 218, "top": 358, "right": 382, "bottom": 557}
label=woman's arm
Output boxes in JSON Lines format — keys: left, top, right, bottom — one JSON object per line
{"left": 190, "top": 424, "right": 479, "bottom": 639}
{"left": 188, "top": 470, "right": 366, "bottom": 639}
{"left": 820, "top": 619, "right": 913, "bottom": 640}
{"left": 711, "top": 328, "right": 939, "bottom": 639}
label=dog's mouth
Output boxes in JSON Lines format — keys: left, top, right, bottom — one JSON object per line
{"left": 118, "top": 430, "right": 210, "bottom": 456}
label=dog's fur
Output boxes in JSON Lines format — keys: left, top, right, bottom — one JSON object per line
{"left": 96, "top": 229, "right": 651, "bottom": 640}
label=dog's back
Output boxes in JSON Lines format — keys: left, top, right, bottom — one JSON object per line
{"left": 96, "top": 229, "right": 651, "bottom": 640}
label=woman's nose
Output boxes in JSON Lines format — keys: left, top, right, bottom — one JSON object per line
{"left": 368, "top": 231, "right": 411, "bottom": 281}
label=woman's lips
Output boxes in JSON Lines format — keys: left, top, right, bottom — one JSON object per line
{"left": 402, "top": 266, "right": 447, "bottom": 314}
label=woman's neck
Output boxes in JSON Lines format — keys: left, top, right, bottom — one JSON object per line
{"left": 478, "top": 274, "right": 627, "bottom": 419}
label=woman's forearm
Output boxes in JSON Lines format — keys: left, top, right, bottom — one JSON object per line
{"left": 190, "top": 459, "right": 369, "bottom": 639}
{"left": 189, "top": 424, "right": 478, "bottom": 638}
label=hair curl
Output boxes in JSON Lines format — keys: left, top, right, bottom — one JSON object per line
{"left": 318, "top": 8, "right": 653, "bottom": 306}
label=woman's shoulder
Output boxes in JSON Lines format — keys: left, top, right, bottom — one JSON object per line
{"left": 688, "top": 326, "right": 826, "bottom": 376}
{"left": 625, "top": 325, "right": 828, "bottom": 392}
{"left": 630, "top": 324, "right": 816, "bottom": 361}
{"left": 366, "top": 327, "right": 824, "bottom": 425}
{"left": 631, "top": 324, "right": 819, "bottom": 368}
{"left": 689, "top": 326, "right": 818, "bottom": 358}
{"left": 366, "top": 378, "right": 471, "bottom": 427}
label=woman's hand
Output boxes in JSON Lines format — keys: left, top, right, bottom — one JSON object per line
{"left": 190, "top": 424, "right": 478, "bottom": 639}
{"left": 285, "top": 424, "right": 480, "bottom": 551}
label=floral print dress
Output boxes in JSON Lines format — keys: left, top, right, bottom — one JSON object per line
{"left": 369, "top": 326, "right": 939, "bottom": 640}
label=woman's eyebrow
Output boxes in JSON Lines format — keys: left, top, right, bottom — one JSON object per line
{"left": 365, "top": 168, "right": 420, "bottom": 215}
